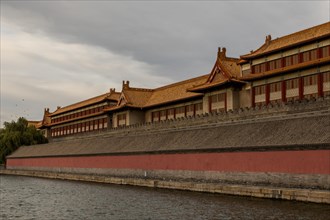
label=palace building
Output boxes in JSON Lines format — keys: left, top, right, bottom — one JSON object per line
{"left": 37, "top": 22, "right": 330, "bottom": 138}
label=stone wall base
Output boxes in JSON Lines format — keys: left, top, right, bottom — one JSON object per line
{"left": 1, "top": 169, "right": 329, "bottom": 204}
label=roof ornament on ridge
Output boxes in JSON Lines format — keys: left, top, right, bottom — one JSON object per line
{"left": 122, "top": 80, "right": 130, "bottom": 90}
{"left": 218, "top": 47, "right": 227, "bottom": 60}
{"left": 265, "top": 34, "right": 272, "bottom": 45}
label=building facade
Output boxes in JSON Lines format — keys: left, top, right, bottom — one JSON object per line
{"left": 37, "top": 22, "right": 330, "bottom": 138}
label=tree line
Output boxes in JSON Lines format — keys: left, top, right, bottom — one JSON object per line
{"left": 0, "top": 117, "right": 48, "bottom": 165}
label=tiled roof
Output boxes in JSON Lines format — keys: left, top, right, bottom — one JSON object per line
{"left": 50, "top": 91, "right": 120, "bottom": 116}
{"left": 103, "top": 75, "right": 208, "bottom": 111}
{"left": 241, "top": 22, "right": 330, "bottom": 59}
{"left": 104, "top": 49, "right": 242, "bottom": 109}
{"left": 122, "top": 88, "right": 154, "bottom": 108}
{"left": 189, "top": 48, "right": 244, "bottom": 92}
{"left": 144, "top": 74, "right": 207, "bottom": 107}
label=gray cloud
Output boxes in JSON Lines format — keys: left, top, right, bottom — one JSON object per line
{"left": 1, "top": 1, "right": 329, "bottom": 126}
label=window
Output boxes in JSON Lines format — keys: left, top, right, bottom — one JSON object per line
{"left": 210, "top": 93, "right": 226, "bottom": 112}
{"left": 302, "top": 51, "right": 310, "bottom": 62}
{"left": 292, "top": 54, "right": 299, "bottom": 65}
{"left": 323, "top": 71, "right": 330, "bottom": 82}
{"left": 303, "top": 75, "right": 317, "bottom": 86}
{"left": 253, "top": 62, "right": 268, "bottom": 73}
{"left": 284, "top": 56, "right": 291, "bottom": 67}
{"left": 152, "top": 111, "right": 160, "bottom": 122}
{"left": 270, "top": 82, "right": 281, "bottom": 93}
{"left": 255, "top": 85, "right": 266, "bottom": 95}
{"left": 269, "top": 59, "right": 282, "bottom": 71}
{"left": 94, "top": 120, "right": 98, "bottom": 130}
{"left": 253, "top": 65, "right": 260, "bottom": 74}
{"left": 321, "top": 46, "right": 330, "bottom": 58}
{"left": 186, "top": 104, "right": 195, "bottom": 116}
{"left": 286, "top": 78, "right": 299, "bottom": 90}
{"left": 160, "top": 110, "right": 167, "bottom": 120}
{"left": 310, "top": 49, "right": 317, "bottom": 60}
{"left": 194, "top": 103, "right": 203, "bottom": 115}
{"left": 90, "top": 121, "right": 94, "bottom": 130}
{"left": 175, "top": 106, "right": 185, "bottom": 118}
{"left": 97, "top": 119, "right": 102, "bottom": 129}
{"left": 167, "top": 109, "right": 175, "bottom": 119}
{"left": 118, "top": 113, "right": 127, "bottom": 126}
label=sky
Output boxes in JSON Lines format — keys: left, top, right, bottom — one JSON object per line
{"left": 1, "top": 1, "right": 329, "bottom": 127}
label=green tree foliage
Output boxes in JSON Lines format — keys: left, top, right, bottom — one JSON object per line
{"left": 0, "top": 117, "right": 48, "bottom": 164}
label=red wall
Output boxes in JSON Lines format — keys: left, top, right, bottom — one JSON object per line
{"left": 7, "top": 150, "right": 330, "bottom": 174}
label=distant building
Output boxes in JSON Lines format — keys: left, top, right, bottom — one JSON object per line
{"left": 37, "top": 22, "right": 330, "bottom": 138}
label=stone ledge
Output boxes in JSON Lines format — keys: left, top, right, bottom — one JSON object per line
{"left": 1, "top": 169, "right": 329, "bottom": 204}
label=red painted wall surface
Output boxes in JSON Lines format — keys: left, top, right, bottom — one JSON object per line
{"left": 7, "top": 150, "right": 330, "bottom": 174}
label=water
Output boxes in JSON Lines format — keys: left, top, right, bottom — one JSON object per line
{"left": 0, "top": 175, "right": 329, "bottom": 220}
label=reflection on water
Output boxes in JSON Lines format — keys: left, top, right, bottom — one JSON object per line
{"left": 0, "top": 175, "right": 329, "bottom": 219}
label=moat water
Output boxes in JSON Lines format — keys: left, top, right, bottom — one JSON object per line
{"left": 0, "top": 175, "right": 329, "bottom": 220}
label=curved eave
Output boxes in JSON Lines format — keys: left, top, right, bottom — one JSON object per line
{"left": 37, "top": 124, "right": 51, "bottom": 129}
{"left": 49, "top": 112, "right": 108, "bottom": 127}
{"left": 50, "top": 97, "right": 114, "bottom": 117}
{"left": 103, "top": 104, "right": 133, "bottom": 113}
{"left": 240, "top": 56, "right": 330, "bottom": 81}
{"left": 188, "top": 79, "right": 245, "bottom": 92}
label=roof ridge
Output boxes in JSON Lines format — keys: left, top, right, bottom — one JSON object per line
{"left": 241, "top": 21, "right": 330, "bottom": 59}
{"left": 125, "top": 87, "right": 154, "bottom": 92}
{"left": 54, "top": 92, "right": 109, "bottom": 110}
{"left": 270, "top": 21, "right": 330, "bottom": 45}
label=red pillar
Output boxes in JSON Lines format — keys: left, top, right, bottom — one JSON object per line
{"left": 318, "top": 73, "right": 324, "bottom": 97}
{"left": 251, "top": 87, "right": 255, "bottom": 107}
{"left": 281, "top": 81, "right": 286, "bottom": 102}
{"left": 208, "top": 96, "right": 212, "bottom": 113}
{"left": 299, "top": 77, "right": 304, "bottom": 100}
{"left": 224, "top": 93, "right": 227, "bottom": 111}
{"left": 193, "top": 104, "right": 196, "bottom": 116}
{"left": 265, "top": 84, "right": 270, "bottom": 105}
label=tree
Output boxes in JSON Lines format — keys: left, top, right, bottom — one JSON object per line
{"left": 0, "top": 117, "right": 48, "bottom": 164}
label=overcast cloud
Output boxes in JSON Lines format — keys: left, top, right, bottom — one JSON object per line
{"left": 1, "top": 1, "right": 329, "bottom": 127}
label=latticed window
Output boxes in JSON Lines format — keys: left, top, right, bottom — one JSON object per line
{"left": 324, "top": 71, "right": 330, "bottom": 82}
{"left": 269, "top": 59, "right": 282, "bottom": 71}
{"left": 303, "top": 75, "right": 318, "bottom": 86}
{"left": 210, "top": 93, "right": 226, "bottom": 103}
{"left": 270, "top": 82, "right": 281, "bottom": 92}
{"left": 286, "top": 78, "right": 299, "bottom": 89}
{"left": 175, "top": 106, "right": 185, "bottom": 118}
{"left": 175, "top": 106, "right": 185, "bottom": 114}
{"left": 210, "top": 93, "right": 226, "bottom": 112}
{"left": 255, "top": 85, "right": 266, "bottom": 95}
{"left": 152, "top": 111, "right": 159, "bottom": 122}
{"left": 253, "top": 65, "right": 260, "bottom": 74}
{"left": 185, "top": 104, "right": 194, "bottom": 116}
{"left": 160, "top": 110, "right": 167, "bottom": 120}
{"left": 195, "top": 103, "right": 203, "bottom": 111}
{"left": 292, "top": 54, "right": 299, "bottom": 65}
{"left": 284, "top": 56, "right": 292, "bottom": 67}
{"left": 103, "top": 118, "right": 108, "bottom": 128}
{"left": 167, "top": 109, "right": 175, "bottom": 117}
{"left": 321, "top": 46, "right": 330, "bottom": 58}
{"left": 118, "top": 113, "right": 126, "bottom": 124}
{"left": 310, "top": 49, "right": 318, "bottom": 60}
